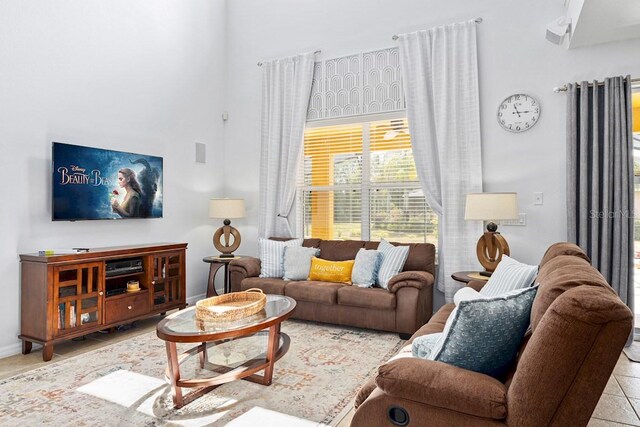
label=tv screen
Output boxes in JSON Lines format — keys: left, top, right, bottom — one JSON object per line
{"left": 52, "top": 142, "right": 163, "bottom": 221}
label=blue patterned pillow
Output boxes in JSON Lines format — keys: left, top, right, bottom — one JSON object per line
{"left": 411, "top": 333, "right": 442, "bottom": 359}
{"left": 258, "top": 238, "right": 303, "bottom": 278}
{"left": 480, "top": 255, "right": 538, "bottom": 297}
{"left": 351, "top": 249, "right": 382, "bottom": 287}
{"left": 431, "top": 286, "right": 537, "bottom": 378}
{"left": 376, "top": 239, "right": 410, "bottom": 289}
{"left": 283, "top": 246, "right": 320, "bottom": 280}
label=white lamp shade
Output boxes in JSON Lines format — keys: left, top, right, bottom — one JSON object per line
{"left": 464, "top": 193, "right": 519, "bottom": 221}
{"left": 209, "top": 198, "right": 246, "bottom": 219}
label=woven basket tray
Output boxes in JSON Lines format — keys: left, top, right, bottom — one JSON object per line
{"left": 195, "top": 288, "right": 266, "bottom": 322}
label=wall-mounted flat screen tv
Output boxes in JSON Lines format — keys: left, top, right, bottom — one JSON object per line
{"left": 52, "top": 142, "right": 163, "bottom": 221}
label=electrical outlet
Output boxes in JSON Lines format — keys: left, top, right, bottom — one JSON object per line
{"left": 502, "top": 213, "right": 526, "bottom": 226}
{"left": 533, "top": 192, "right": 543, "bottom": 206}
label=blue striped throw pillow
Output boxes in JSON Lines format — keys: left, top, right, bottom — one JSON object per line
{"left": 376, "top": 239, "right": 410, "bottom": 289}
{"left": 480, "top": 255, "right": 538, "bottom": 297}
{"left": 259, "top": 238, "right": 304, "bottom": 278}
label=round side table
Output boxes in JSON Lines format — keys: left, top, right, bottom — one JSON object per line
{"left": 203, "top": 256, "right": 245, "bottom": 297}
{"left": 451, "top": 271, "right": 490, "bottom": 284}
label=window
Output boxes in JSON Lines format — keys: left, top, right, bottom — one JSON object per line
{"left": 298, "top": 117, "right": 438, "bottom": 244}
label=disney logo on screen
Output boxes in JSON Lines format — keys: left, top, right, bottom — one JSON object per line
{"left": 57, "top": 166, "right": 113, "bottom": 186}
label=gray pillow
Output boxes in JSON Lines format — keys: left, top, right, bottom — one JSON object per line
{"left": 283, "top": 246, "right": 320, "bottom": 280}
{"left": 431, "top": 286, "right": 538, "bottom": 378}
{"left": 351, "top": 249, "right": 382, "bottom": 287}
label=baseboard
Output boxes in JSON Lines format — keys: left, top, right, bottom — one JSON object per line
{"left": 0, "top": 342, "right": 36, "bottom": 359}
{"left": 186, "top": 293, "right": 206, "bottom": 306}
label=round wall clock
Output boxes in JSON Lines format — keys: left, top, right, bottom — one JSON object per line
{"left": 497, "top": 94, "right": 540, "bottom": 132}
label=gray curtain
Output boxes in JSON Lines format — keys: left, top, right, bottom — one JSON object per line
{"left": 566, "top": 75, "right": 634, "bottom": 315}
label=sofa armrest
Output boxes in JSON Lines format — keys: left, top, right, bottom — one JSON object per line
{"left": 375, "top": 358, "right": 507, "bottom": 420}
{"left": 229, "top": 257, "right": 261, "bottom": 292}
{"left": 466, "top": 279, "right": 488, "bottom": 292}
{"left": 387, "top": 271, "right": 434, "bottom": 294}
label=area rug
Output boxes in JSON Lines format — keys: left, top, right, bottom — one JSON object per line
{"left": 0, "top": 320, "right": 404, "bottom": 426}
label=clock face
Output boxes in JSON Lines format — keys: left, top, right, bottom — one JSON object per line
{"left": 497, "top": 94, "right": 540, "bottom": 133}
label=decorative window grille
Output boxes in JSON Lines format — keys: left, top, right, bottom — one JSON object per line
{"left": 307, "top": 48, "right": 405, "bottom": 121}
{"left": 298, "top": 118, "right": 438, "bottom": 244}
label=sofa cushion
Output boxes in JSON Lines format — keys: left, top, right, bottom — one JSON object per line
{"left": 351, "top": 249, "right": 382, "bottom": 287}
{"left": 318, "top": 240, "right": 366, "bottom": 261}
{"left": 431, "top": 286, "right": 538, "bottom": 378}
{"left": 308, "top": 257, "right": 355, "bottom": 284}
{"left": 377, "top": 239, "right": 410, "bottom": 289}
{"left": 337, "top": 286, "right": 396, "bottom": 310}
{"left": 259, "top": 237, "right": 303, "bottom": 278}
{"left": 283, "top": 246, "right": 320, "bottom": 280}
{"left": 240, "top": 277, "right": 287, "bottom": 295}
{"left": 365, "top": 241, "right": 436, "bottom": 274}
{"left": 480, "top": 255, "right": 538, "bottom": 297}
{"left": 531, "top": 255, "right": 615, "bottom": 330}
{"left": 285, "top": 281, "right": 345, "bottom": 304}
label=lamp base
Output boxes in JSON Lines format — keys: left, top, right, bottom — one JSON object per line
{"left": 476, "top": 231, "right": 510, "bottom": 272}
{"left": 218, "top": 254, "right": 235, "bottom": 258}
{"left": 213, "top": 222, "right": 241, "bottom": 256}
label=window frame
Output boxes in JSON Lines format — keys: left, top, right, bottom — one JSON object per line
{"left": 296, "top": 111, "right": 432, "bottom": 242}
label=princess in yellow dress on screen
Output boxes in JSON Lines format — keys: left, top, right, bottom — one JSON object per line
{"left": 112, "top": 168, "right": 141, "bottom": 217}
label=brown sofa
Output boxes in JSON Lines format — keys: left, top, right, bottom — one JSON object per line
{"left": 351, "top": 242, "right": 633, "bottom": 427}
{"left": 229, "top": 238, "right": 436, "bottom": 337}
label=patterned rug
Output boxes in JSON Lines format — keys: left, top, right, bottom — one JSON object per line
{"left": 0, "top": 320, "right": 403, "bottom": 426}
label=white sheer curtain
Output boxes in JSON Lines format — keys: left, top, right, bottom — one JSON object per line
{"left": 398, "top": 20, "right": 483, "bottom": 301}
{"left": 259, "top": 52, "right": 315, "bottom": 238}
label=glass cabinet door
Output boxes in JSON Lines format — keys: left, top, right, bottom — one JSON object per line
{"left": 150, "top": 252, "right": 183, "bottom": 309}
{"left": 53, "top": 262, "right": 103, "bottom": 336}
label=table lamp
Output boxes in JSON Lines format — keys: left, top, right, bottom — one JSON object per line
{"left": 209, "top": 198, "right": 246, "bottom": 258}
{"left": 464, "top": 192, "right": 519, "bottom": 275}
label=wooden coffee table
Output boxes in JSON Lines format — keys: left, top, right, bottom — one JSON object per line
{"left": 156, "top": 294, "right": 296, "bottom": 408}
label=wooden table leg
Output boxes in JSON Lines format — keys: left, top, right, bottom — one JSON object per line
{"left": 207, "top": 263, "right": 224, "bottom": 297}
{"left": 42, "top": 342, "right": 53, "bottom": 362}
{"left": 22, "top": 340, "right": 32, "bottom": 355}
{"left": 263, "top": 323, "right": 281, "bottom": 385}
{"left": 198, "top": 342, "right": 208, "bottom": 368}
{"left": 166, "top": 341, "right": 184, "bottom": 408}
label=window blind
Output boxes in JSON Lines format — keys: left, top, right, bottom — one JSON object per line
{"left": 299, "top": 118, "right": 438, "bottom": 244}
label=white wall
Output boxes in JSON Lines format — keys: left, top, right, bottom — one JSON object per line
{"left": 224, "top": 0, "right": 640, "bottom": 307}
{"left": 0, "top": 0, "right": 227, "bottom": 356}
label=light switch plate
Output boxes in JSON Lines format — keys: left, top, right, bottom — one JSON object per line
{"left": 533, "top": 192, "right": 543, "bottom": 205}
{"left": 502, "top": 213, "right": 526, "bottom": 226}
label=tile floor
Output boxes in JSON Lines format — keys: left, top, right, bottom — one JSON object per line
{"left": 0, "top": 317, "right": 634, "bottom": 426}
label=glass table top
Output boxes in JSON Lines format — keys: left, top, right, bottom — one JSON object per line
{"left": 157, "top": 294, "right": 295, "bottom": 338}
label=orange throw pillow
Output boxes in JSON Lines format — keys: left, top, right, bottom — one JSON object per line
{"left": 308, "top": 257, "right": 355, "bottom": 284}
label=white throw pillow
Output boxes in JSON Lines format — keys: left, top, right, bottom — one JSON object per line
{"left": 480, "top": 255, "right": 538, "bottom": 297}
{"left": 258, "top": 238, "right": 304, "bottom": 278}
{"left": 376, "top": 239, "right": 410, "bottom": 289}
{"left": 283, "top": 246, "right": 320, "bottom": 281}
{"left": 453, "top": 287, "right": 486, "bottom": 306}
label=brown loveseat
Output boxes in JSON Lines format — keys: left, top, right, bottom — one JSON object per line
{"left": 229, "top": 239, "right": 436, "bottom": 337}
{"left": 351, "top": 242, "right": 633, "bottom": 427}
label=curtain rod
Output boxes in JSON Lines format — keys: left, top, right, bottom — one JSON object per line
{"left": 391, "top": 17, "right": 483, "bottom": 40}
{"left": 553, "top": 77, "right": 640, "bottom": 93}
{"left": 257, "top": 50, "right": 321, "bottom": 67}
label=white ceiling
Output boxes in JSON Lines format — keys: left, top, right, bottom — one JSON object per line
{"left": 568, "top": 0, "right": 640, "bottom": 48}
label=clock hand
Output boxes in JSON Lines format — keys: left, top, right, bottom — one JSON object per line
{"left": 513, "top": 104, "right": 522, "bottom": 117}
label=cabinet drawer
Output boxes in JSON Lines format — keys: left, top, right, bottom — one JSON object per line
{"left": 105, "top": 292, "right": 149, "bottom": 324}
